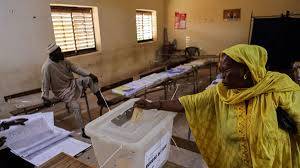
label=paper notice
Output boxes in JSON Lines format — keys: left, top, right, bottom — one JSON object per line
{"left": 145, "top": 133, "right": 170, "bottom": 168}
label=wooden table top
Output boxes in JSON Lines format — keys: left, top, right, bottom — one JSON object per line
{"left": 40, "top": 152, "right": 185, "bottom": 168}
{"left": 40, "top": 153, "right": 94, "bottom": 168}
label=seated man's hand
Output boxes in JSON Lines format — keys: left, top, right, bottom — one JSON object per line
{"left": 42, "top": 97, "right": 52, "bottom": 107}
{"left": 89, "top": 73, "right": 99, "bottom": 83}
{"left": 134, "top": 99, "right": 157, "bottom": 110}
{"left": 0, "top": 137, "right": 6, "bottom": 147}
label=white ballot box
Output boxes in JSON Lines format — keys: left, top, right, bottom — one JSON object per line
{"left": 85, "top": 99, "right": 176, "bottom": 168}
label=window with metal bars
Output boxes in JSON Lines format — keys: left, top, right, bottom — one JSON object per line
{"left": 136, "top": 10, "right": 153, "bottom": 43}
{"left": 50, "top": 6, "right": 96, "bottom": 56}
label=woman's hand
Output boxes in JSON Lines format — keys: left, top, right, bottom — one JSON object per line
{"left": 135, "top": 99, "right": 185, "bottom": 113}
{"left": 134, "top": 99, "right": 158, "bottom": 110}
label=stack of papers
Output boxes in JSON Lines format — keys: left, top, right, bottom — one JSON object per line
{"left": 113, "top": 59, "right": 218, "bottom": 97}
{"left": 167, "top": 66, "right": 192, "bottom": 78}
{"left": 122, "top": 81, "right": 146, "bottom": 97}
{"left": 112, "top": 85, "right": 134, "bottom": 95}
{"left": 112, "top": 65, "right": 194, "bottom": 97}
{"left": 112, "top": 73, "right": 170, "bottom": 97}
{"left": 4, "top": 117, "right": 70, "bottom": 157}
{"left": 0, "top": 112, "right": 91, "bottom": 166}
{"left": 184, "top": 59, "right": 208, "bottom": 67}
{"left": 139, "top": 73, "right": 168, "bottom": 87}
{"left": 206, "top": 74, "right": 223, "bottom": 89}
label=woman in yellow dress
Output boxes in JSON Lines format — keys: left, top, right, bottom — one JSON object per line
{"left": 135, "top": 44, "right": 300, "bottom": 168}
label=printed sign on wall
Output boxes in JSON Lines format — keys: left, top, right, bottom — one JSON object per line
{"left": 175, "top": 12, "right": 187, "bottom": 29}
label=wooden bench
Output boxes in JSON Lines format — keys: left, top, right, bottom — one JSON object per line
{"left": 5, "top": 77, "right": 133, "bottom": 116}
{"left": 5, "top": 57, "right": 214, "bottom": 116}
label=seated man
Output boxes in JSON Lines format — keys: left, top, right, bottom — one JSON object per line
{"left": 41, "top": 42, "right": 108, "bottom": 137}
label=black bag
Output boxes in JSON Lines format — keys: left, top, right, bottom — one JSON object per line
{"left": 276, "top": 107, "right": 297, "bottom": 134}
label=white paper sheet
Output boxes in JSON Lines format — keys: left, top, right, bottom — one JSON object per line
{"left": 0, "top": 117, "right": 71, "bottom": 157}
{"left": 1, "top": 117, "right": 54, "bottom": 151}
{"left": 18, "top": 128, "right": 70, "bottom": 157}
{"left": 25, "top": 137, "right": 91, "bottom": 166}
{"left": 0, "top": 112, "right": 90, "bottom": 167}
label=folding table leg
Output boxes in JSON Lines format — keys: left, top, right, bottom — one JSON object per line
{"left": 188, "top": 127, "right": 192, "bottom": 140}
{"left": 100, "top": 106, "right": 104, "bottom": 116}
{"left": 164, "top": 83, "right": 168, "bottom": 100}
{"left": 84, "top": 93, "right": 92, "bottom": 122}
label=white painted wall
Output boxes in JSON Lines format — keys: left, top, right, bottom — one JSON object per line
{"left": 166, "top": 0, "right": 300, "bottom": 55}
{"left": 0, "top": 0, "right": 54, "bottom": 98}
{"left": 0, "top": 0, "right": 165, "bottom": 98}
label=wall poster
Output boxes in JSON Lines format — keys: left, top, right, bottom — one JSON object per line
{"left": 175, "top": 12, "right": 187, "bottom": 29}
{"left": 223, "top": 9, "right": 241, "bottom": 21}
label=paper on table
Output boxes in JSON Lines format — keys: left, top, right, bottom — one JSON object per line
{"left": 0, "top": 112, "right": 89, "bottom": 167}
{"left": 0, "top": 116, "right": 71, "bottom": 157}
{"left": 25, "top": 137, "right": 91, "bottom": 166}
{"left": 112, "top": 73, "right": 169, "bottom": 97}
{"left": 18, "top": 128, "right": 70, "bottom": 157}
{"left": 0, "top": 112, "right": 52, "bottom": 151}
{"left": 184, "top": 59, "right": 208, "bottom": 66}
{"left": 0, "top": 117, "right": 54, "bottom": 152}
{"left": 112, "top": 85, "right": 133, "bottom": 95}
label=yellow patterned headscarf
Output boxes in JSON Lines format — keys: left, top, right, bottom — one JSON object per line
{"left": 217, "top": 44, "right": 300, "bottom": 104}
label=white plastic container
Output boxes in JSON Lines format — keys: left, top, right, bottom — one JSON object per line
{"left": 85, "top": 99, "right": 176, "bottom": 168}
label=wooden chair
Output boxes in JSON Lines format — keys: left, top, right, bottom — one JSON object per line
{"left": 184, "top": 47, "right": 200, "bottom": 58}
{"left": 65, "top": 80, "right": 92, "bottom": 122}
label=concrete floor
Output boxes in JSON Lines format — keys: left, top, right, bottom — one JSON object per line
{"left": 4, "top": 67, "right": 216, "bottom": 168}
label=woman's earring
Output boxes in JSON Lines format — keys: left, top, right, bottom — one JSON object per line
{"left": 243, "top": 74, "right": 247, "bottom": 80}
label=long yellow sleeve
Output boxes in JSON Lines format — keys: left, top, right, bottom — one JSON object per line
{"left": 179, "top": 87, "right": 243, "bottom": 167}
{"left": 276, "top": 91, "right": 300, "bottom": 167}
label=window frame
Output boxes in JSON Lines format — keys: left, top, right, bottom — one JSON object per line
{"left": 50, "top": 6, "right": 97, "bottom": 57}
{"left": 136, "top": 10, "right": 154, "bottom": 43}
